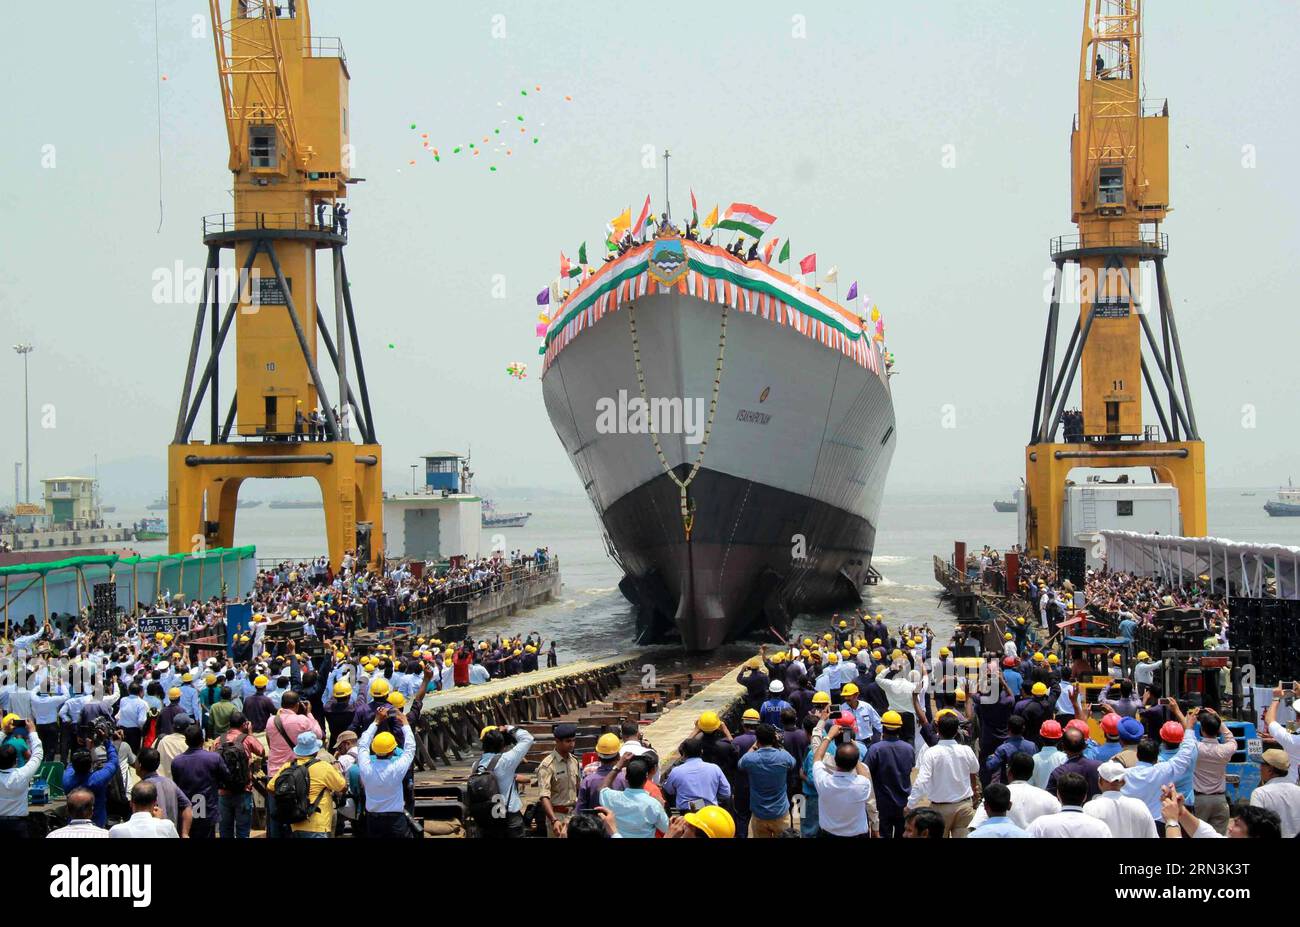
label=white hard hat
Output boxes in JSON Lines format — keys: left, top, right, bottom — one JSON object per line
{"left": 768, "top": 679, "right": 785, "bottom": 694}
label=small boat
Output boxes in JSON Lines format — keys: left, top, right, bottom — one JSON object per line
{"left": 1265, "top": 479, "right": 1300, "bottom": 517}
{"left": 482, "top": 499, "right": 531, "bottom": 528}
{"left": 993, "top": 500, "right": 1017, "bottom": 513}
{"left": 135, "top": 517, "right": 167, "bottom": 541}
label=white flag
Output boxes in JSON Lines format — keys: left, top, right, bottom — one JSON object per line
{"left": 824, "top": 265, "right": 838, "bottom": 283}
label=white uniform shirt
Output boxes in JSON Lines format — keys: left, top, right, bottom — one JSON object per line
{"left": 907, "top": 739, "right": 977, "bottom": 806}
{"left": 1250, "top": 779, "right": 1300, "bottom": 838}
{"left": 109, "top": 812, "right": 180, "bottom": 838}
{"left": 811, "top": 763, "right": 872, "bottom": 837}
{"left": 970, "top": 780, "right": 1061, "bottom": 829}
{"left": 1026, "top": 806, "right": 1114, "bottom": 838}
{"left": 1083, "top": 791, "right": 1158, "bottom": 838}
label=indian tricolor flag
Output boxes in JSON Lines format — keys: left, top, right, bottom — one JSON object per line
{"left": 716, "top": 202, "right": 776, "bottom": 239}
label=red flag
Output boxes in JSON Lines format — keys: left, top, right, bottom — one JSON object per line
{"left": 560, "top": 252, "right": 572, "bottom": 277}
{"left": 762, "top": 237, "right": 779, "bottom": 264}
{"left": 633, "top": 195, "right": 651, "bottom": 242}
{"left": 799, "top": 252, "right": 817, "bottom": 275}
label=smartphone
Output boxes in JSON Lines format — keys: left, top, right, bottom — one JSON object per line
{"left": 1283, "top": 682, "right": 1295, "bottom": 692}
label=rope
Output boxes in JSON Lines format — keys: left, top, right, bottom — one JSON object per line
{"left": 627, "top": 298, "right": 727, "bottom": 539}
{"left": 153, "top": 0, "right": 164, "bottom": 233}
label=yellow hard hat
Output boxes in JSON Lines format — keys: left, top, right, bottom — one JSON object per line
{"left": 333, "top": 681, "right": 353, "bottom": 698}
{"left": 939, "top": 647, "right": 951, "bottom": 657}
{"left": 167, "top": 687, "right": 181, "bottom": 700}
{"left": 596, "top": 732, "right": 622, "bottom": 757}
{"left": 742, "top": 708, "right": 761, "bottom": 722}
{"left": 881, "top": 710, "right": 903, "bottom": 728}
{"left": 771, "top": 652, "right": 784, "bottom": 664}
{"left": 840, "top": 649, "right": 851, "bottom": 659}
{"left": 838, "top": 620, "right": 847, "bottom": 629}
{"left": 841, "top": 683, "right": 860, "bottom": 698}
{"left": 891, "top": 649, "right": 904, "bottom": 661}
{"left": 682, "top": 804, "right": 735, "bottom": 838}
{"left": 697, "top": 711, "right": 721, "bottom": 734}
{"left": 803, "top": 638, "right": 813, "bottom": 648}
{"left": 800, "top": 649, "right": 811, "bottom": 659}
{"left": 1032, "top": 682, "right": 1049, "bottom": 696}
{"left": 370, "top": 677, "right": 391, "bottom": 697}
{"left": 745, "top": 656, "right": 762, "bottom": 670}
{"left": 1112, "top": 654, "right": 1122, "bottom": 665}
{"left": 1032, "top": 652, "right": 1045, "bottom": 663}
{"left": 1137, "top": 651, "right": 1150, "bottom": 661}
{"left": 936, "top": 708, "right": 959, "bottom": 720}
{"left": 1047, "top": 654, "right": 1059, "bottom": 665}
{"left": 387, "top": 691, "right": 406, "bottom": 708}
{"left": 371, "top": 732, "right": 398, "bottom": 756}
{"left": 827, "top": 652, "right": 839, "bottom": 664}
{"left": 154, "top": 632, "right": 165, "bottom": 641}
{"left": 874, "top": 665, "right": 886, "bottom": 676}
{"left": 290, "top": 610, "right": 298, "bottom": 617}
{"left": 1017, "top": 617, "right": 1026, "bottom": 625}
{"left": 954, "top": 688, "right": 967, "bottom": 702}
{"left": 204, "top": 674, "right": 217, "bottom": 686}
{"left": 1004, "top": 633, "right": 1013, "bottom": 641}
{"left": 1, "top": 713, "right": 18, "bottom": 732}
{"left": 480, "top": 725, "right": 497, "bottom": 740}
{"left": 181, "top": 672, "right": 193, "bottom": 683}
{"left": 811, "top": 691, "right": 831, "bottom": 705}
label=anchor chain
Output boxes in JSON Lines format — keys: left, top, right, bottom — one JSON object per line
{"left": 627, "top": 299, "right": 727, "bottom": 540}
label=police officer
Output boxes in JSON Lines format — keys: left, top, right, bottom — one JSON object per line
{"left": 537, "top": 722, "right": 581, "bottom": 837}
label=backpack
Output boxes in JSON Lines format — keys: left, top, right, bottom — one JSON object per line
{"left": 217, "top": 732, "right": 251, "bottom": 791}
{"left": 273, "top": 758, "right": 323, "bottom": 824}
{"left": 466, "top": 753, "right": 505, "bottom": 824}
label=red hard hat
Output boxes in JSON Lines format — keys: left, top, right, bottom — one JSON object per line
{"left": 1039, "top": 720, "right": 1063, "bottom": 740}
{"left": 1159, "top": 721, "right": 1184, "bottom": 744}
{"left": 1100, "top": 713, "right": 1121, "bottom": 736}
{"left": 1065, "top": 719, "right": 1091, "bottom": 736}
{"left": 837, "top": 711, "right": 858, "bottom": 731}
{"left": 1002, "top": 656, "right": 1017, "bottom": 668}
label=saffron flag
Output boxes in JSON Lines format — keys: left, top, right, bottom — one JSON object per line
{"left": 703, "top": 204, "right": 719, "bottom": 228}
{"left": 610, "top": 207, "right": 631, "bottom": 240}
{"left": 633, "top": 195, "right": 651, "bottom": 241}
{"left": 690, "top": 188, "right": 699, "bottom": 225}
{"left": 716, "top": 202, "right": 776, "bottom": 239}
{"left": 762, "top": 237, "right": 779, "bottom": 264}
{"left": 778, "top": 239, "right": 790, "bottom": 263}
{"left": 536, "top": 286, "right": 550, "bottom": 306}
{"left": 799, "top": 252, "right": 817, "bottom": 275}
{"left": 846, "top": 281, "right": 858, "bottom": 302}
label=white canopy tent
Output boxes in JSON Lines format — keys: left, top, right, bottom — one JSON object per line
{"left": 1100, "top": 530, "right": 1300, "bottom": 600}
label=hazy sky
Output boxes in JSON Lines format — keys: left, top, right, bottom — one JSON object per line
{"left": 2, "top": 0, "right": 1297, "bottom": 503}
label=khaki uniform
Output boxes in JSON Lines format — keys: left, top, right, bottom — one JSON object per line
{"left": 536, "top": 749, "right": 581, "bottom": 837}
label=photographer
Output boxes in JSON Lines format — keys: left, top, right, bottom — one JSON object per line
{"left": 0, "top": 714, "right": 43, "bottom": 839}
{"left": 470, "top": 724, "right": 535, "bottom": 837}
{"left": 61, "top": 719, "right": 119, "bottom": 828}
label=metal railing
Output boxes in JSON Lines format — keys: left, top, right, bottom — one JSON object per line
{"left": 202, "top": 212, "right": 346, "bottom": 237}
{"left": 303, "top": 37, "right": 346, "bottom": 63}
{"left": 1050, "top": 230, "right": 1168, "bottom": 256}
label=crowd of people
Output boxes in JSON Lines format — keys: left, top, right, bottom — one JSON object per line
{"left": 0, "top": 547, "right": 565, "bottom": 839}
{"left": 526, "top": 604, "right": 1298, "bottom": 839}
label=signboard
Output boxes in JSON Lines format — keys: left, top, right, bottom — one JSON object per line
{"left": 225, "top": 603, "right": 252, "bottom": 655}
{"left": 14, "top": 503, "right": 42, "bottom": 516}
{"left": 254, "top": 275, "right": 291, "bottom": 306}
{"left": 137, "top": 614, "right": 188, "bottom": 637}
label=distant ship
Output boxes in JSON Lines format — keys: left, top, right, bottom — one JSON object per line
{"left": 542, "top": 229, "right": 895, "bottom": 649}
{"left": 993, "top": 500, "right": 1017, "bottom": 513}
{"left": 146, "top": 494, "right": 168, "bottom": 511}
{"left": 482, "top": 500, "right": 531, "bottom": 529}
{"left": 268, "top": 499, "right": 323, "bottom": 510}
{"left": 1265, "top": 480, "right": 1300, "bottom": 517}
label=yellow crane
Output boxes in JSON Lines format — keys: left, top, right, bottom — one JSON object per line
{"left": 1024, "top": 0, "right": 1205, "bottom": 554}
{"left": 168, "top": 0, "right": 383, "bottom": 572}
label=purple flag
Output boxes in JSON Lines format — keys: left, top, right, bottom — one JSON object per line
{"left": 846, "top": 281, "right": 858, "bottom": 302}
{"left": 536, "top": 287, "right": 550, "bottom": 306}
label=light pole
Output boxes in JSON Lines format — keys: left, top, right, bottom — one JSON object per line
{"left": 12, "top": 344, "right": 33, "bottom": 503}
{"left": 410, "top": 464, "right": 418, "bottom": 494}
